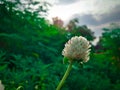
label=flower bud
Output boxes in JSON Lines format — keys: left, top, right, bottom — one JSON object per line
{"left": 62, "top": 36, "right": 91, "bottom": 63}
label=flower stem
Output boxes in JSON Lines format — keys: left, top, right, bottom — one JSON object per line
{"left": 56, "top": 62, "right": 73, "bottom": 90}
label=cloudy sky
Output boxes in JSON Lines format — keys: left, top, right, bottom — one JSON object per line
{"left": 45, "top": 0, "right": 120, "bottom": 38}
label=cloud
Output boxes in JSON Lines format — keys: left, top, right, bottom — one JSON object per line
{"left": 55, "top": 0, "right": 80, "bottom": 5}
{"left": 47, "top": 0, "right": 120, "bottom": 37}
{"left": 69, "top": 4, "right": 120, "bottom": 37}
{"left": 72, "top": 14, "right": 99, "bottom": 26}
{"left": 98, "top": 5, "right": 120, "bottom": 24}
{"left": 72, "top": 4, "right": 120, "bottom": 26}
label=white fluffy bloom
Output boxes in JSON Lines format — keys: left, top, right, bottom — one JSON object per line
{"left": 0, "top": 80, "right": 4, "bottom": 90}
{"left": 62, "top": 36, "right": 91, "bottom": 63}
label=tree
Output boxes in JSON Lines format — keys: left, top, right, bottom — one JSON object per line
{"left": 66, "top": 18, "right": 95, "bottom": 41}
{"left": 0, "top": 0, "right": 67, "bottom": 63}
{"left": 0, "top": 0, "right": 67, "bottom": 89}
{"left": 101, "top": 23, "right": 120, "bottom": 68}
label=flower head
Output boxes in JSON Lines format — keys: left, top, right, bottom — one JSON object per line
{"left": 62, "top": 36, "right": 91, "bottom": 63}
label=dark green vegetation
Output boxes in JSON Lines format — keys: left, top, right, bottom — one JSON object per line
{"left": 0, "top": 0, "right": 120, "bottom": 90}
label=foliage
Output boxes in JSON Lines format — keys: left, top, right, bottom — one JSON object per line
{"left": 66, "top": 18, "right": 95, "bottom": 41}
{"left": 0, "top": 51, "right": 61, "bottom": 90}
{"left": 0, "top": 0, "right": 120, "bottom": 90}
{"left": 0, "top": 0, "right": 67, "bottom": 63}
{"left": 101, "top": 23, "right": 120, "bottom": 68}
{"left": 102, "top": 24, "right": 120, "bottom": 54}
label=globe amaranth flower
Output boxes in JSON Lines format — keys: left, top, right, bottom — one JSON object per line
{"left": 62, "top": 36, "right": 91, "bottom": 63}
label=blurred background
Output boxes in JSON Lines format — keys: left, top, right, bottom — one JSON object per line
{"left": 0, "top": 0, "right": 120, "bottom": 90}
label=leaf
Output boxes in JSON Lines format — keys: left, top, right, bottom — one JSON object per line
{"left": 0, "top": 65, "right": 7, "bottom": 71}
{"left": 63, "top": 57, "right": 69, "bottom": 64}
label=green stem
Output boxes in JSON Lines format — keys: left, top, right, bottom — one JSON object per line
{"left": 56, "top": 62, "right": 73, "bottom": 90}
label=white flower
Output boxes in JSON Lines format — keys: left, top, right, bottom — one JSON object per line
{"left": 0, "top": 80, "right": 4, "bottom": 90}
{"left": 62, "top": 36, "right": 91, "bottom": 63}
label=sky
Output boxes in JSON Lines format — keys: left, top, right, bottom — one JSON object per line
{"left": 44, "top": 0, "right": 120, "bottom": 44}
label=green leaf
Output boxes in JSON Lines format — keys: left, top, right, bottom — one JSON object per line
{"left": 0, "top": 65, "right": 7, "bottom": 71}
{"left": 63, "top": 57, "right": 69, "bottom": 64}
